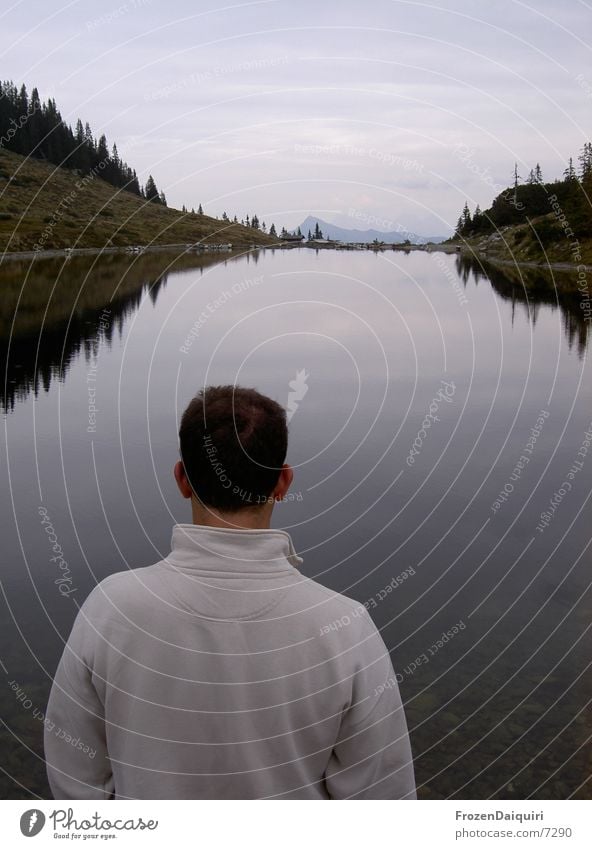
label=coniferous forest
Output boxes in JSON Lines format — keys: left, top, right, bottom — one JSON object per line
{"left": 0, "top": 79, "right": 166, "bottom": 205}
{"left": 453, "top": 147, "right": 592, "bottom": 245}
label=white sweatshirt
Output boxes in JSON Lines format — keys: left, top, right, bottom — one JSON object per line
{"left": 44, "top": 523, "right": 416, "bottom": 800}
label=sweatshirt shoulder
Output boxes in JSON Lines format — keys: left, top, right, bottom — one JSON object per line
{"left": 79, "top": 564, "right": 161, "bottom": 618}
{"left": 289, "top": 572, "right": 377, "bottom": 632}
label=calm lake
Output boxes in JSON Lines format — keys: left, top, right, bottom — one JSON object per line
{"left": 1, "top": 247, "right": 591, "bottom": 799}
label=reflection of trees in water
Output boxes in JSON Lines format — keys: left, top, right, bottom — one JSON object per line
{"left": 0, "top": 251, "right": 242, "bottom": 412}
{"left": 1, "top": 283, "right": 162, "bottom": 412}
{"left": 456, "top": 254, "right": 590, "bottom": 359}
{"left": 4, "top": 250, "right": 589, "bottom": 411}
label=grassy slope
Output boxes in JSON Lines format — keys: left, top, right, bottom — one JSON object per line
{"left": 452, "top": 214, "right": 592, "bottom": 268}
{"left": 0, "top": 149, "right": 275, "bottom": 252}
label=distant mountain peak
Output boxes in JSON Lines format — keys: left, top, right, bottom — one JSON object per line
{"left": 294, "top": 215, "right": 447, "bottom": 244}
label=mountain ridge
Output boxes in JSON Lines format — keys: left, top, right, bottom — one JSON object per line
{"left": 294, "top": 215, "right": 448, "bottom": 244}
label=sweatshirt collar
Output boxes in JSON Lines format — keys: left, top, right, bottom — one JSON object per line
{"left": 167, "top": 523, "right": 304, "bottom": 573}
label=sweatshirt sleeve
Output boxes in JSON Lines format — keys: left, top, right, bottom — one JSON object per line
{"left": 323, "top": 608, "right": 416, "bottom": 799}
{"left": 44, "top": 589, "right": 115, "bottom": 799}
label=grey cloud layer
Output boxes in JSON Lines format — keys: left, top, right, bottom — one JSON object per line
{"left": 3, "top": 0, "right": 588, "bottom": 234}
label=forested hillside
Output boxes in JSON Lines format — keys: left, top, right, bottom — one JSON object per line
{"left": 451, "top": 148, "right": 592, "bottom": 264}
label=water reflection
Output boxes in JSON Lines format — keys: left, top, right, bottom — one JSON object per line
{"left": 0, "top": 251, "right": 253, "bottom": 412}
{"left": 1, "top": 247, "right": 591, "bottom": 800}
{"left": 1, "top": 251, "right": 589, "bottom": 415}
{"left": 457, "top": 254, "right": 590, "bottom": 358}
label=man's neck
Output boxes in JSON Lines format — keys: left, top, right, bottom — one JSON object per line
{"left": 190, "top": 500, "right": 274, "bottom": 530}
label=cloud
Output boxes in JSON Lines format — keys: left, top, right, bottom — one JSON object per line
{"left": 2, "top": 0, "right": 588, "bottom": 234}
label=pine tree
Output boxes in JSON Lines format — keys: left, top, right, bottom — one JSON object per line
{"left": 198, "top": 203, "right": 203, "bottom": 214}
{"left": 251, "top": 214, "right": 259, "bottom": 229}
{"left": 158, "top": 190, "right": 167, "bottom": 206}
{"left": 222, "top": 211, "right": 229, "bottom": 221}
{"left": 472, "top": 204, "right": 483, "bottom": 233}
{"left": 563, "top": 157, "right": 577, "bottom": 182}
{"left": 578, "top": 142, "right": 592, "bottom": 181}
{"left": 14, "top": 84, "right": 29, "bottom": 154}
{"left": 75, "top": 118, "right": 85, "bottom": 146}
{"left": 84, "top": 121, "right": 94, "bottom": 149}
{"left": 17, "top": 83, "right": 28, "bottom": 120}
{"left": 534, "top": 163, "right": 543, "bottom": 183}
{"left": 28, "top": 87, "right": 42, "bottom": 152}
{"left": 511, "top": 161, "right": 521, "bottom": 208}
{"left": 74, "top": 118, "right": 91, "bottom": 172}
{"left": 145, "top": 174, "right": 159, "bottom": 202}
{"left": 307, "top": 229, "right": 312, "bottom": 240}
{"left": 269, "top": 223, "right": 277, "bottom": 237}
{"left": 461, "top": 201, "right": 472, "bottom": 231}
{"left": 96, "top": 134, "right": 109, "bottom": 165}
{"left": 44, "top": 96, "right": 69, "bottom": 165}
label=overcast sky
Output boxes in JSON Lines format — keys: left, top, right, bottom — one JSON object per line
{"left": 2, "top": 0, "right": 591, "bottom": 234}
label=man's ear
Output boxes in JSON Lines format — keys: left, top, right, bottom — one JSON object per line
{"left": 174, "top": 460, "right": 193, "bottom": 499}
{"left": 273, "top": 463, "right": 294, "bottom": 501}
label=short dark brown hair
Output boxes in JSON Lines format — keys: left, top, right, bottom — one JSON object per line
{"left": 179, "top": 385, "right": 288, "bottom": 512}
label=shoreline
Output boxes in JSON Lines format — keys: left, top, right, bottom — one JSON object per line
{"left": 0, "top": 242, "right": 245, "bottom": 263}
{"left": 310, "top": 242, "right": 592, "bottom": 272}
{"left": 461, "top": 253, "right": 592, "bottom": 273}
{"left": 2, "top": 241, "right": 591, "bottom": 273}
